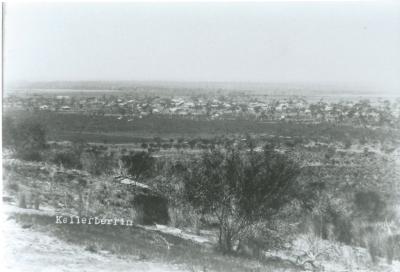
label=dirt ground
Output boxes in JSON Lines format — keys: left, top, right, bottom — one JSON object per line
{"left": 1, "top": 205, "right": 188, "bottom": 272}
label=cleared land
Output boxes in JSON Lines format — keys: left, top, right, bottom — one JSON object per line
{"left": 4, "top": 110, "right": 397, "bottom": 144}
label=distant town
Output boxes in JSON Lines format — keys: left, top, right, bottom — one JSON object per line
{"left": 4, "top": 89, "right": 400, "bottom": 127}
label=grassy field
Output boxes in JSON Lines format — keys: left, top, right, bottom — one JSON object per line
{"left": 4, "top": 110, "right": 398, "bottom": 144}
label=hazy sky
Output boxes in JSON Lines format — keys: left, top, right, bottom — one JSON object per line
{"left": 4, "top": 2, "right": 400, "bottom": 92}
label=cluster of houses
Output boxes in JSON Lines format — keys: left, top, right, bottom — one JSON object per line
{"left": 4, "top": 92, "right": 400, "bottom": 126}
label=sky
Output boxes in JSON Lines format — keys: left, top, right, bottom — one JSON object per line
{"left": 4, "top": 2, "right": 400, "bottom": 92}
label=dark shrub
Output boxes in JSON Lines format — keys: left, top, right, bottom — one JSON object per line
{"left": 18, "top": 150, "right": 42, "bottom": 161}
{"left": 133, "top": 194, "right": 169, "bottom": 225}
{"left": 81, "top": 150, "right": 115, "bottom": 176}
{"left": 3, "top": 117, "right": 47, "bottom": 161}
{"left": 354, "top": 191, "right": 387, "bottom": 222}
{"left": 120, "top": 152, "right": 155, "bottom": 179}
{"left": 51, "top": 151, "right": 82, "bottom": 169}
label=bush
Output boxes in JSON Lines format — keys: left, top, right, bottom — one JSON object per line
{"left": 354, "top": 191, "right": 387, "bottom": 222}
{"left": 343, "top": 139, "right": 352, "bottom": 149}
{"left": 237, "top": 219, "right": 296, "bottom": 258}
{"left": 18, "top": 150, "right": 43, "bottom": 161}
{"left": 168, "top": 205, "right": 200, "bottom": 229}
{"left": 18, "top": 192, "right": 27, "bottom": 208}
{"left": 308, "top": 198, "right": 354, "bottom": 244}
{"left": 120, "top": 151, "right": 155, "bottom": 179}
{"left": 51, "top": 150, "right": 82, "bottom": 169}
{"left": 81, "top": 150, "right": 115, "bottom": 176}
{"left": 3, "top": 117, "right": 47, "bottom": 161}
{"left": 183, "top": 146, "right": 301, "bottom": 253}
{"left": 141, "top": 143, "right": 148, "bottom": 149}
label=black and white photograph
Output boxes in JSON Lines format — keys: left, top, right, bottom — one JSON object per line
{"left": 1, "top": 1, "right": 400, "bottom": 271}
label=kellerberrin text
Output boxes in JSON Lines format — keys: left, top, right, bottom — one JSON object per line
{"left": 55, "top": 215, "right": 134, "bottom": 226}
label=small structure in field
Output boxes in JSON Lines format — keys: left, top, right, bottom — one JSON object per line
{"left": 113, "top": 176, "right": 169, "bottom": 225}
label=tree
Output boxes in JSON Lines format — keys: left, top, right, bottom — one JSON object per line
{"left": 245, "top": 133, "right": 256, "bottom": 152}
{"left": 3, "top": 117, "right": 47, "bottom": 161}
{"left": 120, "top": 151, "right": 155, "bottom": 180}
{"left": 183, "top": 146, "right": 301, "bottom": 253}
{"left": 354, "top": 191, "right": 387, "bottom": 222}
{"left": 188, "top": 139, "right": 197, "bottom": 149}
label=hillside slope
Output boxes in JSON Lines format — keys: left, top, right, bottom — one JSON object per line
{"left": 2, "top": 205, "right": 188, "bottom": 272}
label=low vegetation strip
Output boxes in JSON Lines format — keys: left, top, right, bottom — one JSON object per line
{"left": 4, "top": 110, "right": 397, "bottom": 143}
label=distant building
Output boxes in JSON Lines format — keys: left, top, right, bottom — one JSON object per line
{"left": 39, "top": 105, "right": 49, "bottom": 110}
{"left": 61, "top": 106, "right": 71, "bottom": 111}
